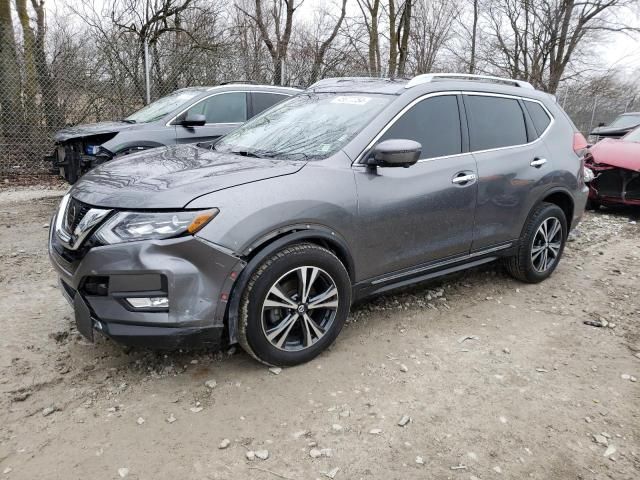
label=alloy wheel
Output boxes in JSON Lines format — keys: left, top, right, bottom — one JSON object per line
{"left": 531, "top": 217, "right": 562, "bottom": 273}
{"left": 261, "top": 266, "right": 339, "bottom": 352}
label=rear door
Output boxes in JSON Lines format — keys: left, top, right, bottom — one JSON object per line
{"left": 174, "top": 92, "right": 248, "bottom": 144}
{"left": 250, "top": 92, "right": 291, "bottom": 117}
{"left": 463, "top": 93, "right": 553, "bottom": 251}
{"left": 354, "top": 93, "right": 478, "bottom": 280}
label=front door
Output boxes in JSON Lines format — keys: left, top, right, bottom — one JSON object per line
{"left": 354, "top": 94, "right": 478, "bottom": 281}
{"left": 174, "top": 92, "right": 248, "bottom": 144}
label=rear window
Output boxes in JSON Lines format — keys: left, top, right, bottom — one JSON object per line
{"left": 465, "top": 95, "right": 527, "bottom": 151}
{"left": 524, "top": 100, "right": 552, "bottom": 137}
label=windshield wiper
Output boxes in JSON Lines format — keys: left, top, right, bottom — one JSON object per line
{"left": 121, "top": 119, "right": 136, "bottom": 124}
{"left": 231, "top": 149, "right": 280, "bottom": 159}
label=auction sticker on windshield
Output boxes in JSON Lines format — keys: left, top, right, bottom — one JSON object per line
{"left": 331, "top": 96, "right": 372, "bottom": 105}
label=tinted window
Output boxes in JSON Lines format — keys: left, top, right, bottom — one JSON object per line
{"left": 524, "top": 101, "right": 551, "bottom": 137}
{"left": 379, "top": 95, "right": 462, "bottom": 159}
{"left": 187, "top": 92, "right": 247, "bottom": 123}
{"left": 465, "top": 95, "right": 527, "bottom": 151}
{"left": 252, "top": 93, "right": 290, "bottom": 116}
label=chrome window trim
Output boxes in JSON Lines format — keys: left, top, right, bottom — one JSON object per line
{"left": 354, "top": 90, "right": 554, "bottom": 166}
{"left": 165, "top": 90, "right": 293, "bottom": 127}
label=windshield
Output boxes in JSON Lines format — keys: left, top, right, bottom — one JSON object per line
{"left": 624, "top": 126, "right": 640, "bottom": 142}
{"left": 215, "top": 93, "right": 392, "bottom": 160}
{"left": 125, "top": 89, "right": 204, "bottom": 123}
{"left": 608, "top": 114, "right": 640, "bottom": 129}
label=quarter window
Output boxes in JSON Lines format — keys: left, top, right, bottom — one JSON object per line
{"left": 378, "top": 95, "right": 462, "bottom": 159}
{"left": 186, "top": 92, "right": 247, "bottom": 124}
{"left": 465, "top": 95, "right": 527, "bottom": 151}
{"left": 524, "top": 100, "right": 552, "bottom": 137}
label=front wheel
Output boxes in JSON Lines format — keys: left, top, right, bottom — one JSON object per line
{"left": 504, "top": 203, "right": 567, "bottom": 283}
{"left": 238, "top": 243, "right": 351, "bottom": 366}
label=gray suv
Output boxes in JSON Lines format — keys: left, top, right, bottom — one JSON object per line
{"left": 47, "top": 83, "right": 299, "bottom": 183}
{"left": 49, "top": 74, "right": 589, "bottom": 366}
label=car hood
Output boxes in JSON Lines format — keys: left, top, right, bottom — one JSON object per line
{"left": 589, "top": 138, "right": 640, "bottom": 172}
{"left": 54, "top": 121, "right": 144, "bottom": 142}
{"left": 71, "top": 145, "right": 306, "bottom": 209}
{"left": 590, "top": 125, "right": 637, "bottom": 137}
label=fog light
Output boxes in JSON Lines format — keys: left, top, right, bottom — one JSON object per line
{"left": 126, "top": 297, "right": 169, "bottom": 309}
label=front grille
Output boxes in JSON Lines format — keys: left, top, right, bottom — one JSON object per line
{"left": 64, "top": 197, "right": 92, "bottom": 235}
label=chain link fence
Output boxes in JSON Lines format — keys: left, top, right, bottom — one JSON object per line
{"left": 0, "top": 49, "right": 637, "bottom": 176}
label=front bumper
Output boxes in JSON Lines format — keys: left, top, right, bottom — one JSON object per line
{"left": 586, "top": 164, "right": 640, "bottom": 207}
{"left": 49, "top": 221, "right": 245, "bottom": 349}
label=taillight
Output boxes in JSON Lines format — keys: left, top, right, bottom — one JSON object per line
{"left": 573, "top": 132, "right": 588, "bottom": 157}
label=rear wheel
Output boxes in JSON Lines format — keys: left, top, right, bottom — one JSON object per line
{"left": 238, "top": 243, "right": 351, "bottom": 366}
{"left": 504, "top": 203, "right": 567, "bottom": 283}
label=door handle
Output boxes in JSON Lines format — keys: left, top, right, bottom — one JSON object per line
{"left": 451, "top": 173, "right": 477, "bottom": 185}
{"left": 530, "top": 158, "right": 547, "bottom": 168}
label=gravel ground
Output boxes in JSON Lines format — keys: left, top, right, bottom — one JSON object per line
{"left": 0, "top": 188, "right": 639, "bottom": 480}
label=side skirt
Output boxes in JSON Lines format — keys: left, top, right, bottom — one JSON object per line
{"left": 352, "top": 243, "right": 514, "bottom": 301}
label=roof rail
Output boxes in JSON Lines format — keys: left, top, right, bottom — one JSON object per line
{"left": 406, "top": 73, "right": 534, "bottom": 90}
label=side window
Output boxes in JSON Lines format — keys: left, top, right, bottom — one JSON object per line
{"left": 378, "top": 95, "right": 462, "bottom": 159}
{"left": 465, "top": 95, "right": 527, "bottom": 151}
{"left": 186, "top": 92, "right": 247, "bottom": 124}
{"left": 524, "top": 100, "right": 552, "bottom": 137}
{"left": 251, "top": 93, "right": 290, "bottom": 117}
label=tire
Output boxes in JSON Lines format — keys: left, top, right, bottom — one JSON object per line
{"left": 238, "top": 243, "right": 351, "bottom": 366}
{"left": 504, "top": 202, "right": 567, "bottom": 283}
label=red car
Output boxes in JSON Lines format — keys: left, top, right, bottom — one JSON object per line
{"left": 584, "top": 126, "right": 640, "bottom": 208}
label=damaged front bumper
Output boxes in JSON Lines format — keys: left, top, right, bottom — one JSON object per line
{"left": 585, "top": 162, "right": 640, "bottom": 207}
{"left": 47, "top": 143, "right": 114, "bottom": 184}
{"left": 48, "top": 216, "right": 246, "bottom": 349}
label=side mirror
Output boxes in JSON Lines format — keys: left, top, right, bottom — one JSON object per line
{"left": 366, "top": 139, "right": 421, "bottom": 168}
{"left": 181, "top": 113, "right": 206, "bottom": 127}
{"left": 598, "top": 121, "right": 605, "bottom": 127}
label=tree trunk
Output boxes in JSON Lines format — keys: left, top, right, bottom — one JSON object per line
{"left": 468, "top": 0, "right": 478, "bottom": 74}
{"left": 388, "top": 0, "right": 397, "bottom": 76}
{"left": 15, "top": 0, "right": 38, "bottom": 124}
{"left": 31, "top": 0, "right": 61, "bottom": 130}
{"left": 0, "top": 0, "right": 24, "bottom": 149}
{"left": 397, "top": 0, "right": 412, "bottom": 76}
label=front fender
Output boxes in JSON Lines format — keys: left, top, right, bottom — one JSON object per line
{"left": 223, "top": 228, "right": 355, "bottom": 345}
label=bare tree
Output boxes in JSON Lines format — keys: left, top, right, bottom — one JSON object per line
{"left": 484, "top": 0, "right": 639, "bottom": 93}
{"left": 410, "top": 0, "right": 458, "bottom": 74}
{"left": 307, "top": 0, "right": 347, "bottom": 83}
{"left": 356, "top": 0, "right": 382, "bottom": 76}
{"left": 0, "top": 0, "right": 23, "bottom": 145}
{"left": 387, "top": 0, "right": 413, "bottom": 76}
{"left": 238, "top": 0, "right": 303, "bottom": 85}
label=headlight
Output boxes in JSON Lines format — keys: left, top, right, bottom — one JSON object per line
{"left": 583, "top": 166, "right": 595, "bottom": 183}
{"left": 94, "top": 209, "right": 219, "bottom": 244}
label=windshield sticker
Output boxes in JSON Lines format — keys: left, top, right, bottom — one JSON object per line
{"left": 331, "top": 96, "right": 372, "bottom": 105}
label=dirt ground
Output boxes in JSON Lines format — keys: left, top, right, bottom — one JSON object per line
{"left": 1, "top": 187, "right": 639, "bottom": 480}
